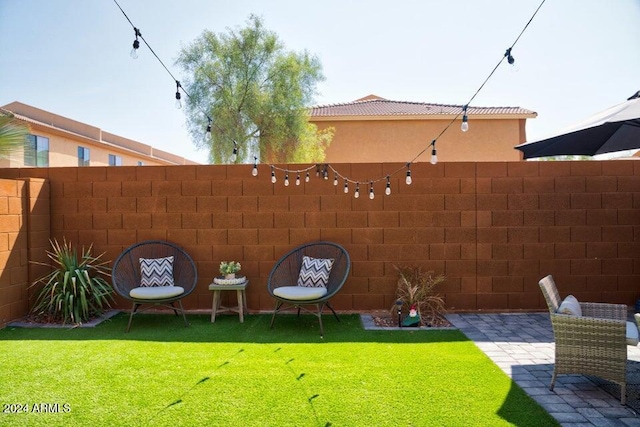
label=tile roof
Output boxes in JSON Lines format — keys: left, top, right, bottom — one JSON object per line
{"left": 311, "top": 95, "right": 536, "bottom": 118}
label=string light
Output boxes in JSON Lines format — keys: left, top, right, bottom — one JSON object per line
{"left": 305, "top": 171, "right": 310, "bottom": 182}
{"left": 385, "top": 176, "right": 391, "bottom": 196}
{"left": 323, "top": 165, "right": 329, "bottom": 180}
{"left": 461, "top": 105, "right": 469, "bottom": 132}
{"left": 113, "top": 0, "right": 544, "bottom": 186}
{"left": 231, "top": 141, "right": 238, "bottom": 162}
{"left": 271, "top": 166, "right": 276, "bottom": 184}
{"left": 333, "top": 172, "right": 338, "bottom": 186}
{"left": 369, "top": 182, "right": 375, "bottom": 200}
{"left": 343, "top": 179, "right": 349, "bottom": 194}
{"left": 130, "top": 27, "right": 141, "bottom": 59}
{"left": 505, "top": 48, "right": 515, "bottom": 65}
{"left": 354, "top": 183, "right": 360, "bottom": 199}
{"left": 295, "top": 173, "right": 301, "bottom": 186}
{"left": 252, "top": 157, "right": 258, "bottom": 176}
{"left": 430, "top": 140, "right": 438, "bottom": 165}
{"left": 405, "top": 163, "right": 412, "bottom": 185}
{"left": 175, "top": 80, "right": 182, "bottom": 109}
{"left": 284, "top": 172, "right": 289, "bottom": 187}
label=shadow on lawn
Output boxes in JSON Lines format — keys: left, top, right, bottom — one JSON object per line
{"left": 0, "top": 312, "right": 470, "bottom": 344}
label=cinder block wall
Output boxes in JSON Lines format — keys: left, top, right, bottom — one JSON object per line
{"left": 0, "top": 161, "right": 638, "bottom": 316}
{"left": 0, "top": 178, "right": 50, "bottom": 327}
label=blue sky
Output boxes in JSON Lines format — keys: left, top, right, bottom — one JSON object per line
{"left": 1, "top": 0, "right": 638, "bottom": 164}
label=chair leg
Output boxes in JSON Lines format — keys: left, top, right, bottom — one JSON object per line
{"left": 126, "top": 303, "right": 140, "bottom": 333}
{"left": 549, "top": 370, "right": 557, "bottom": 391}
{"left": 270, "top": 301, "right": 283, "bottom": 329}
{"left": 317, "top": 303, "right": 325, "bottom": 338}
{"left": 326, "top": 302, "right": 340, "bottom": 322}
{"left": 177, "top": 300, "right": 189, "bottom": 327}
{"left": 170, "top": 302, "right": 179, "bottom": 317}
{"left": 297, "top": 307, "right": 301, "bottom": 317}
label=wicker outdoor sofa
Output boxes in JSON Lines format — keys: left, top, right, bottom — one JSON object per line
{"left": 539, "top": 275, "right": 639, "bottom": 405}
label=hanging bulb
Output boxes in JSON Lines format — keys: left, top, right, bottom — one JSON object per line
{"left": 430, "top": 140, "right": 438, "bottom": 165}
{"left": 343, "top": 179, "right": 349, "bottom": 194}
{"left": 369, "top": 182, "right": 375, "bottom": 200}
{"left": 323, "top": 166, "right": 329, "bottom": 180}
{"left": 354, "top": 183, "right": 360, "bottom": 199}
{"left": 385, "top": 176, "right": 391, "bottom": 196}
{"left": 505, "top": 47, "right": 515, "bottom": 65}
{"left": 333, "top": 173, "right": 338, "bottom": 186}
{"left": 252, "top": 156, "right": 258, "bottom": 176}
{"left": 130, "top": 28, "right": 141, "bottom": 59}
{"left": 461, "top": 105, "right": 469, "bottom": 132}
{"left": 315, "top": 165, "right": 320, "bottom": 177}
{"left": 175, "top": 81, "right": 182, "bottom": 109}
{"left": 271, "top": 167, "right": 276, "bottom": 184}
{"left": 296, "top": 173, "right": 301, "bottom": 186}
{"left": 405, "top": 164, "right": 412, "bottom": 185}
{"left": 231, "top": 142, "right": 238, "bottom": 163}
{"left": 206, "top": 117, "right": 212, "bottom": 134}
{"left": 305, "top": 171, "right": 310, "bottom": 182}
{"left": 284, "top": 173, "right": 289, "bottom": 187}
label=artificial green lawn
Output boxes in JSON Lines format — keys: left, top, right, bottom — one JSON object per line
{"left": 0, "top": 313, "right": 558, "bottom": 427}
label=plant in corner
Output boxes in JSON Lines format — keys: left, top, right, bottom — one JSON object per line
{"left": 391, "top": 264, "right": 446, "bottom": 327}
{"left": 30, "top": 238, "right": 114, "bottom": 325}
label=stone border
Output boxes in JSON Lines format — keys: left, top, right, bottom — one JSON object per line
{"left": 6, "top": 310, "right": 120, "bottom": 329}
{"left": 360, "top": 314, "right": 458, "bottom": 331}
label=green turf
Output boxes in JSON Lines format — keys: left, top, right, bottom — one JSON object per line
{"left": 0, "top": 313, "right": 558, "bottom": 427}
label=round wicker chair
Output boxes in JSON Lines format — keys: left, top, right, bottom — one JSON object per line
{"left": 111, "top": 240, "right": 198, "bottom": 332}
{"left": 267, "top": 241, "right": 351, "bottom": 337}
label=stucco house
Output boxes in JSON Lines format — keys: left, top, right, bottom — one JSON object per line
{"left": 310, "top": 95, "right": 537, "bottom": 163}
{"left": 0, "top": 101, "right": 198, "bottom": 168}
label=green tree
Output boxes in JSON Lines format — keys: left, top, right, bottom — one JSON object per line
{"left": 176, "top": 14, "right": 332, "bottom": 164}
{"left": 0, "top": 111, "right": 28, "bottom": 160}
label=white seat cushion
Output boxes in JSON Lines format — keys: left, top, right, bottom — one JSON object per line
{"left": 627, "top": 320, "right": 639, "bottom": 346}
{"left": 130, "top": 286, "right": 185, "bottom": 300}
{"left": 273, "top": 286, "right": 328, "bottom": 301}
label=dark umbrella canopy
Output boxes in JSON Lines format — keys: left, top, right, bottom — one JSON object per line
{"left": 515, "top": 91, "right": 640, "bottom": 159}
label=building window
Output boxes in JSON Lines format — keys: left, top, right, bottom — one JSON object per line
{"left": 108, "top": 154, "right": 122, "bottom": 166}
{"left": 78, "top": 146, "right": 90, "bottom": 166}
{"left": 24, "top": 135, "right": 49, "bottom": 167}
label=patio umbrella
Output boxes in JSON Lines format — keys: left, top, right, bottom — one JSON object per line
{"left": 515, "top": 91, "right": 640, "bottom": 159}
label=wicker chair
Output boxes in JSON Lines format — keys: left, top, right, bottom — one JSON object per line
{"left": 539, "top": 275, "right": 637, "bottom": 404}
{"left": 268, "top": 241, "right": 351, "bottom": 337}
{"left": 112, "top": 240, "right": 198, "bottom": 332}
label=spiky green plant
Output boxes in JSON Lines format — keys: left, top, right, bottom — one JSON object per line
{"left": 30, "top": 239, "right": 114, "bottom": 324}
{"left": 391, "top": 265, "right": 446, "bottom": 326}
{"left": 0, "top": 111, "right": 28, "bottom": 159}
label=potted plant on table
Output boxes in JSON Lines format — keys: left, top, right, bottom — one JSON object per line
{"left": 219, "top": 261, "right": 241, "bottom": 279}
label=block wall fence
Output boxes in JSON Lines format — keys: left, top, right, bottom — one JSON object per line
{"left": 0, "top": 161, "right": 639, "bottom": 326}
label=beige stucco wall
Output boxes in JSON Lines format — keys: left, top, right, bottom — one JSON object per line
{"left": 313, "top": 117, "right": 527, "bottom": 163}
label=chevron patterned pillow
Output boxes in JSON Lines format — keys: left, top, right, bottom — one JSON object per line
{"left": 297, "top": 256, "right": 335, "bottom": 288}
{"left": 139, "top": 256, "right": 174, "bottom": 287}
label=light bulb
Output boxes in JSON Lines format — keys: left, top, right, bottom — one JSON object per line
{"left": 369, "top": 185, "right": 375, "bottom": 200}
{"left": 175, "top": 95, "right": 182, "bottom": 109}
{"left": 305, "top": 172, "right": 310, "bottom": 182}
{"left": 343, "top": 180, "right": 349, "bottom": 194}
{"left": 231, "top": 147, "right": 238, "bottom": 163}
{"left": 405, "top": 169, "right": 412, "bottom": 185}
{"left": 284, "top": 174, "right": 289, "bottom": 186}
{"left": 130, "top": 41, "right": 139, "bottom": 59}
{"left": 385, "top": 177, "right": 391, "bottom": 196}
{"left": 296, "top": 174, "right": 301, "bottom": 186}
{"left": 271, "top": 168, "right": 276, "bottom": 184}
{"left": 354, "top": 184, "right": 360, "bottom": 199}
{"left": 333, "top": 173, "right": 338, "bottom": 186}
{"left": 252, "top": 166, "right": 258, "bottom": 176}
{"left": 461, "top": 118, "right": 468, "bottom": 132}
{"left": 431, "top": 148, "right": 438, "bottom": 165}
